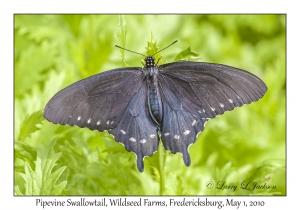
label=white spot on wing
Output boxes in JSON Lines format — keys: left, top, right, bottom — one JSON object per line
{"left": 129, "top": 137, "right": 136, "bottom": 142}
{"left": 211, "top": 107, "right": 215, "bottom": 111}
{"left": 184, "top": 130, "right": 190, "bottom": 135}
{"left": 164, "top": 133, "right": 170, "bottom": 136}
{"left": 174, "top": 135, "right": 180, "bottom": 139}
{"left": 120, "top": 129, "right": 126, "bottom": 134}
{"left": 69, "top": 115, "right": 72, "bottom": 118}
{"left": 110, "top": 121, "right": 114, "bottom": 125}
{"left": 150, "top": 134, "right": 155, "bottom": 138}
{"left": 106, "top": 120, "right": 110, "bottom": 125}
{"left": 229, "top": 99, "right": 233, "bottom": 103}
{"left": 97, "top": 120, "right": 100, "bottom": 125}
{"left": 198, "top": 110, "right": 202, "bottom": 113}
{"left": 140, "top": 139, "right": 146, "bottom": 144}
{"left": 77, "top": 116, "right": 81, "bottom": 121}
{"left": 192, "top": 120, "right": 197, "bottom": 126}
{"left": 87, "top": 118, "right": 91, "bottom": 124}
{"left": 202, "top": 109, "right": 205, "bottom": 113}
{"left": 220, "top": 103, "right": 224, "bottom": 108}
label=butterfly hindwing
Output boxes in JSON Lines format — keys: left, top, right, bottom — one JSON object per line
{"left": 109, "top": 83, "right": 159, "bottom": 172}
{"left": 44, "top": 68, "right": 143, "bottom": 132}
{"left": 158, "top": 75, "right": 207, "bottom": 166}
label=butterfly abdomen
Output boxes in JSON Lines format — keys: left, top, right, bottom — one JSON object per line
{"left": 146, "top": 67, "right": 163, "bottom": 126}
{"left": 148, "top": 86, "right": 162, "bottom": 124}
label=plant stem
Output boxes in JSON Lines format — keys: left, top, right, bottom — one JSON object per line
{"left": 158, "top": 143, "right": 166, "bottom": 195}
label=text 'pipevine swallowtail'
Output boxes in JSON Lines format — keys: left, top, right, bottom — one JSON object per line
{"left": 44, "top": 40, "right": 267, "bottom": 172}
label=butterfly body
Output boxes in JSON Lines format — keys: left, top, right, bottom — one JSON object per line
{"left": 44, "top": 53, "right": 267, "bottom": 172}
{"left": 144, "top": 56, "right": 163, "bottom": 126}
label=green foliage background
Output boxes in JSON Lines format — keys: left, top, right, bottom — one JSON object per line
{"left": 14, "top": 15, "right": 286, "bottom": 195}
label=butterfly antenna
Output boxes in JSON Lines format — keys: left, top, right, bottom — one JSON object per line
{"left": 152, "top": 40, "right": 178, "bottom": 56}
{"left": 115, "top": 45, "right": 146, "bottom": 57}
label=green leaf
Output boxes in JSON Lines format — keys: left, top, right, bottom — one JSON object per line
{"left": 14, "top": 185, "right": 23, "bottom": 195}
{"left": 17, "top": 139, "right": 67, "bottom": 195}
{"left": 14, "top": 41, "right": 57, "bottom": 97}
{"left": 14, "top": 141, "right": 37, "bottom": 172}
{"left": 139, "top": 33, "right": 162, "bottom": 66}
{"left": 173, "top": 47, "right": 199, "bottom": 61}
{"left": 116, "top": 15, "right": 127, "bottom": 66}
{"left": 18, "top": 110, "right": 44, "bottom": 141}
{"left": 146, "top": 32, "right": 159, "bottom": 57}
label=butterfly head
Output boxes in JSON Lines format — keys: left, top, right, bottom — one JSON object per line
{"left": 144, "top": 56, "right": 156, "bottom": 68}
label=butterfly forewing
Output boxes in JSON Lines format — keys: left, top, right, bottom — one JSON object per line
{"left": 44, "top": 68, "right": 143, "bottom": 132}
{"left": 159, "top": 62, "right": 267, "bottom": 115}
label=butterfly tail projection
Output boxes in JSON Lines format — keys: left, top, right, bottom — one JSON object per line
{"left": 109, "top": 83, "right": 159, "bottom": 172}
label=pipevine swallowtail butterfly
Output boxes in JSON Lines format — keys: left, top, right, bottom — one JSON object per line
{"left": 44, "top": 41, "right": 267, "bottom": 172}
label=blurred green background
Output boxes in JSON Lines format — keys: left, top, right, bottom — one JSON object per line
{"left": 14, "top": 14, "right": 286, "bottom": 195}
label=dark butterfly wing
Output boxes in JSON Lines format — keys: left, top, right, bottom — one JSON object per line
{"left": 158, "top": 78, "right": 205, "bottom": 166}
{"left": 44, "top": 67, "right": 143, "bottom": 132}
{"left": 158, "top": 61, "right": 267, "bottom": 165}
{"left": 109, "top": 83, "right": 159, "bottom": 172}
{"left": 44, "top": 67, "right": 159, "bottom": 172}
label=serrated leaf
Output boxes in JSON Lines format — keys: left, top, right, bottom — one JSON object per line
{"left": 14, "top": 141, "right": 37, "bottom": 172}
{"left": 146, "top": 32, "right": 159, "bottom": 57}
{"left": 20, "top": 161, "right": 40, "bottom": 195}
{"left": 52, "top": 180, "right": 67, "bottom": 195}
{"left": 17, "top": 139, "right": 67, "bottom": 195}
{"left": 14, "top": 185, "right": 23, "bottom": 195}
{"left": 14, "top": 71, "right": 66, "bottom": 139}
{"left": 174, "top": 47, "right": 199, "bottom": 61}
{"left": 145, "top": 33, "right": 173, "bottom": 66}
{"left": 18, "top": 110, "right": 44, "bottom": 141}
{"left": 14, "top": 141, "right": 36, "bottom": 162}
{"left": 49, "top": 166, "right": 67, "bottom": 185}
